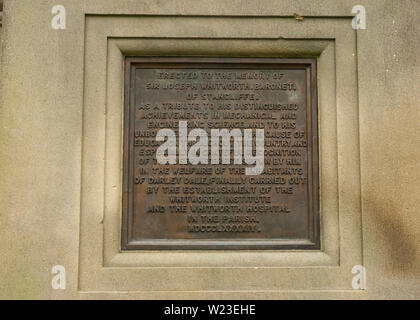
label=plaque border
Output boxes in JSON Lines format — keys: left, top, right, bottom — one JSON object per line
{"left": 121, "top": 57, "right": 320, "bottom": 250}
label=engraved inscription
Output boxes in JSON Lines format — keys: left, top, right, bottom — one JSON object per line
{"left": 122, "top": 58, "right": 319, "bottom": 249}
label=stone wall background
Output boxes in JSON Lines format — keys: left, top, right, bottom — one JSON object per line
{"left": 0, "top": 0, "right": 418, "bottom": 299}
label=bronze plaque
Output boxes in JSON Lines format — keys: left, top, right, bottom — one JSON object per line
{"left": 122, "top": 57, "right": 319, "bottom": 250}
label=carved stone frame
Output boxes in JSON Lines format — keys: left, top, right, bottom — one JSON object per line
{"left": 79, "top": 15, "right": 362, "bottom": 295}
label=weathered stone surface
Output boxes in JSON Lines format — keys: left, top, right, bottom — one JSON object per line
{"left": 0, "top": 0, "right": 418, "bottom": 299}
